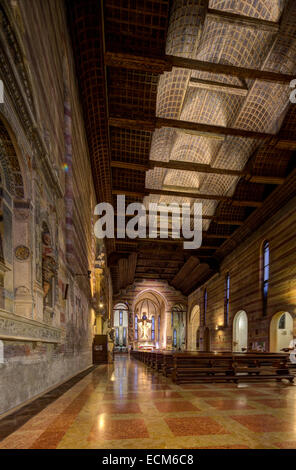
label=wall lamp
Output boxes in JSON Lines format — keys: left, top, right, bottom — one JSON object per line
{"left": 215, "top": 325, "right": 224, "bottom": 331}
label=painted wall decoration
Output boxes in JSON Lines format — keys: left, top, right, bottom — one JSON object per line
{"left": 15, "top": 245, "right": 30, "bottom": 260}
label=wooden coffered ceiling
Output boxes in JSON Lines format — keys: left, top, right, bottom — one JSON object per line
{"left": 67, "top": 0, "right": 296, "bottom": 295}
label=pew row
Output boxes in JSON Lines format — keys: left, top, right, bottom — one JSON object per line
{"left": 131, "top": 350, "right": 294, "bottom": 384}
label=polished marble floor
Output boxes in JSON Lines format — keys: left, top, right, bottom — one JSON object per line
{"left": 1, "top": 355, "right": 296, "bottom": 449}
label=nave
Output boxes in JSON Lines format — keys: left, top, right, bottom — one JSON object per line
{"left": 1, "top": 355, "right": 296, "bottom": 450}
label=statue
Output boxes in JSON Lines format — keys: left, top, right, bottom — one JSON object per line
{"left": 138, "top": 313, "right": 152, "bottom": 340}
{"left": 42, "top": 226, "right": 57, "bottom": 298}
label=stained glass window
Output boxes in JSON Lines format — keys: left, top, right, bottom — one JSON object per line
{"left": 279, "top": 314, "right": 286, "bottom": 330}
{"left": 134, "top": 315, "right": 138, "bottom": 340}
{"left": 262, "top": 241, "right": 269, "bottom": 315}
{"left": 224, "top": 273, "right": 230, "bottom": 326}
{"left": 173, "top": 329, "right": 177, "bottom": 347}
{"left": 158, "top": 315, "right": 160, "bottom": 342}
{"left": 204, "top": 289, "right": 207, "bottom": 325}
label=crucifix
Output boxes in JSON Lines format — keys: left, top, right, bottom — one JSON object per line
{"left": 138, "top": 313, "right": 152, "bottom": 340}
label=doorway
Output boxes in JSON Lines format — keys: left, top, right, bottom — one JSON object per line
{"left": 233, "top": 310, "right": 248, "bottom": 352}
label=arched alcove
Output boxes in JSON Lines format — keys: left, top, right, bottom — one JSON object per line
{"left": 232, "top": 310, "right": 248, "bottom": 352}
{"left": 270, "top": 311, "right": 294, "bottom": 352}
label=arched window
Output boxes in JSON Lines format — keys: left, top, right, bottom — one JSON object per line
{"left": 224, "top": 273, "right": 230, "bottom": 326}
{"left": 134, "top": 315, "right": 138, "bottom": 340}
{"left": 262, "top": 241, "right": 269, "bottom": 315}
{"left": 119, "top": 310, "right": 123, "bottom": 326}
{"left": 278, "top": 314, "right": 286, "bottom": 330}
{"left": 151, "top": 316, "right": 155, "bottom": 340}
{"left": 173, "top": 329, "right": 177, "bottom": 347}
{"left": 204, "top": 289, "right": 207, "bottom": 325}
{"left": 158, "top": 315, "right": 160, "bottom": 342}
{"left": 115, "top": 327, "right": 119, "bottom": 345}
{"left": 123, "top": 327, "right": 126, "bottom": 345}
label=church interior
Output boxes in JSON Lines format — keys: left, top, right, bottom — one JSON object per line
{"left": 1, "top": 0, "right": 296, "bottom": 451}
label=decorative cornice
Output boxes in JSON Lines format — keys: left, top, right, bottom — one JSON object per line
{"left": 0, "top": 309, "right": 63, "bottom": 343}
{"left": 0, "top": 6, "right": 63, "bottom": 198}
{"left": 0, "top": 4, "right": 35, "bottom": 113}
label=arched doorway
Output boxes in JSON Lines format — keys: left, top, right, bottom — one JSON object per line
{"left": 188, "top": 305, "right": 200, "bottom": 350}
{"left": 203, "top": 327, "right": 210, "bottom": 351}
{"left": 270, "top": 311, "right": 293, "bottom": 352}
{"left": 233, "top": 311, "right": 248, "bottom": 352}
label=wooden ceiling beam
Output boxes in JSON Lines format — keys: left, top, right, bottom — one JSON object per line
{"left": 188, "top": 77, "right": 248, "bottom": 96}
{"left": 111, "top": 160, "right": 284, "bottom": 186}
{"left": 109, "top": 116, "right": 273, "bottom": 141}
{"left": 115, "top": 230, "right": 230, "bottom": 239}
{"left": 136, "top": 267, "right": 177, "bottom": 272}
{"left": 114, "top": 238, "right": 220, "bottom": 248}
{"left": 111, "top": 161, "right": 149, "bottom": 172}
{"left": 115, "top": 212, "right": 244, "bottom": 226}
{"left": 247, "top": 175, "right": 285, "bottom": 185}
{"left": 136, "top": 262, "right": 182, "bottom": 267}
{"left": 111, "top": 158, "right": 243, "bottom": 176}
{"left": 135, "top": 273, "right": 173, "bottom": 279}
{"left": 104, "top": 51, "right": 295, "bottom": 83}
{"left": 206, "top": 8, "right": 279, "bottom": 33}
{"left": 109, "top": 117, "right": 296, "bottom": 149}
{"left": 112, "top": 188, "right": 262, "bottom": 207}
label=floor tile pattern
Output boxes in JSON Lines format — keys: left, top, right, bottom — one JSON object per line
{"left": 1, "top": 356, "right": 296, "bottom": 449}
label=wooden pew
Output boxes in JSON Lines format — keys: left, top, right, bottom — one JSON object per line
{"left": 172, "top": 352, "right": 234, "bottom": 383}
{"left": 232, "top": 352, "right": 293, "bottom": 383}
{"left": 162, "top": 351, "right": 174, "bottom": 377}
{"left": 172, "top": 351, "right": 294, "bottom": 384}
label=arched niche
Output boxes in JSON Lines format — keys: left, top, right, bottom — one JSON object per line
{"left": 232, "top": 310, "right": 248, "bottom": 352}
{"left": 270, "top": 311, "right": 294, "bottom": 352}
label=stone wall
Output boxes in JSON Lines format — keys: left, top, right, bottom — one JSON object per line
{"left": 0, "top": 0, "right": 98, "bottom": 414}
{"left": 188, "top": 195, "right": 296, "bottom": 352}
